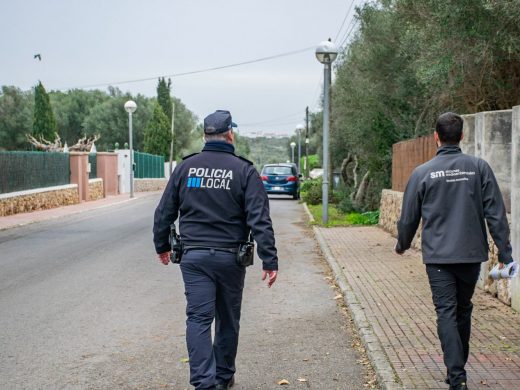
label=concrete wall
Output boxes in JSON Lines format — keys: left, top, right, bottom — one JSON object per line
{"left": 511, "top": 106, "right": 520, "bottom": 311}
{"left": 164, "top": 161, "right": 177, "bottom": 180}
{"left": 0, "top": 184, "right": 79, "bottom": 217}
{"left": 460, "top": 114, "right": 476, "bottom": 155}
{"left": 117, "top": 150, "right": 131, "bottom": 194}
{"left": 475, "top": 110, "right": 512, "bottom": 212}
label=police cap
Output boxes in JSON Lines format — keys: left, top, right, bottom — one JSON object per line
{"left": 204, "top": 110, "right": 238, "bottom": 134}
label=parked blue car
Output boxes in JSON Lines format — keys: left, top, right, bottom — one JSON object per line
{"left": 260, "top": 163, "right": 301, "bottom": 200}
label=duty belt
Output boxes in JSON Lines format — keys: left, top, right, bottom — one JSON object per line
{"left": 183, "top": 245, "right": 239, "bottom": 254}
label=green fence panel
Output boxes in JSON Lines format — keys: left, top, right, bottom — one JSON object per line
{"left": 0, "top": 151, "right": 70, "bottom": 194}
{"left": 133, "top": 151, "right": 164, "bottom": 178}
{"left": 88, "top": 153, "right": 97, "bottom": 179}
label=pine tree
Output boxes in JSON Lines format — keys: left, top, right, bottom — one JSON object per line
{"left": 144, "top": 103, "right": 171, "bottom": 159}
{"left": 33, "top": 81, "right": 57, "bottom": 140}
{"left": 157, "top": 77, "right": 173, "bottom": 124}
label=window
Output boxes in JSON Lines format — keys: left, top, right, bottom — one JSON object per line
{"left": 262, "top": 166, "right": 292, "bottom": 175}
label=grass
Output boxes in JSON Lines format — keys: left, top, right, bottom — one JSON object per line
{"left": 306, "top": 203, "right": 380, "bottom": 227}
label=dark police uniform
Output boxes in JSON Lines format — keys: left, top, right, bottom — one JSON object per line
{"left": 153, "top": 110, "right": 278, "bottom": 390}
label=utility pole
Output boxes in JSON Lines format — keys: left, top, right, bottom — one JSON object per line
{"left": 169, "top": 101, "right": 175, "bottom": 176}
{"left": 305, "top": 106, "right": 309, "bottom": 178}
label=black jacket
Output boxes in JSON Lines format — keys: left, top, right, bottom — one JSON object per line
{"left": 153, "top": 141, "right": 278, "bottom": 270}
{"left": 396, "top": 145, "right": 512, "bottom": 264}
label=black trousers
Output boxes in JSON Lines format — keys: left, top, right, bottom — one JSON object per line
{"left": 180, "top": 249, "right": 246, "bottom": 390}
{"left": 426, "top": 263, "right": 481, "bottom": 387}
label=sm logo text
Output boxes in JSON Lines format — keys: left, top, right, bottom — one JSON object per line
{"left": 430, "top": 171, "right": 445, "bottom": 179}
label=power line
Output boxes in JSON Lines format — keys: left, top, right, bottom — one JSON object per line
{"left": 62, "top": 46, "right": 315, "bottom": 90}
{"left": 334, "top": 0, "right": 357, "bottom": 42}
{"left": 339, "top": 18, "right": 359, "bottom": 50}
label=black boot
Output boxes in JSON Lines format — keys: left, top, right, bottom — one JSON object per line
{"left": 449, "top": 382, "right": 468, "bottom": 390}
{"left": 215, "top": 376, "right": 235, "bottom": 390}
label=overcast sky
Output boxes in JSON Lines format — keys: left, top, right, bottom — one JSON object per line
{"left": 0, "top": 0, "right": 360, "bottom": 136}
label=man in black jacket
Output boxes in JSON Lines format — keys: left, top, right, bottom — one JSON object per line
{"left": 153, "top": 110, "right": 278, "bottom": 390}
{"left": 395, "top": 112, "right": 514, "bottom": 390}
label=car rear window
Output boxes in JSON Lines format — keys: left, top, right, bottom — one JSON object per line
{"left": 262, "top": 166, "right": 293, "bottom": 175}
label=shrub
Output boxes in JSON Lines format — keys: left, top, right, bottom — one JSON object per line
{"left": 301, "top": 177, "right": 319, "bottom": 192}
{"left": 336, "top": 186, "right": 362, "bottom": 213}
{"left": 308, "top": 154, "right": 320, "bottom": 170}
{"left": 345, "top": 210, "right": 380, "bottom": 225}
{"left": 301, "top": 178, "right": 322, "bottom": 205}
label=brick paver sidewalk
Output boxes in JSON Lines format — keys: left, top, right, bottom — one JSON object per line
{"left": 317, "top": 226, "right": 520, "bottom": 390}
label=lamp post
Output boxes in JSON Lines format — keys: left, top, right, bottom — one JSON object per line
{"left": 290, "top": 141, "right": 296, "bottom": 164}
{"left": 169, "top": 101, "right": 175, "bottom": 176}
{"left": 305, "top": 106, "right": 309, "bottom": 178}
{"left": 296, "top": 123, "right": 304, "bottom": 174}
{"left": 316, "top": 39, "right": 338, "bottom": 224}
{"left": 305, "top": 137, "right": 310, "bottom": 177}
{"left": 124, "top": 100, "right": 137, "bottom": 198}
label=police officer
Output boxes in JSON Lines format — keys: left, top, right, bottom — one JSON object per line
{"left": 395, "top": 112, "right": 514, "bottom": 390}
{"left": 153, "top": 110, "right": 278, "bottom": 390}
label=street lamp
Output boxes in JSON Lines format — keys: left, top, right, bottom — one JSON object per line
{"left": 290, "top": 141, "right": 296, "bottom": 164}
{"left": 316, "top": 39, "right": 338, "bottom": 224}
{"left": 295, "top": 123, "right": 304, "bottom": 173}
{"left": 124, "top": 100, "right": 137, "bottom": 198}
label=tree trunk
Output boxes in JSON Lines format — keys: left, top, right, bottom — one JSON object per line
{"left": 354, "top": 170, "right": 370, "bottom": 208}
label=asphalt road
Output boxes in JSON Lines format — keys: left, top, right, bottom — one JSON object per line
{"left": 0, "top": 195, "right": 365, "bottom": 389}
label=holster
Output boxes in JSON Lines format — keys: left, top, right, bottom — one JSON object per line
{"left": 169, "top": 224, "right": 183, "bottom": 264}
{"left": 236, "top": 233, "right": 254, "bottom": 267}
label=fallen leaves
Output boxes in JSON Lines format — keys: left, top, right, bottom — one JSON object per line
{"left": 277, "top": 379, "right": 290, "bottom": 385}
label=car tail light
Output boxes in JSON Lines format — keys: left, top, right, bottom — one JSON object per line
{"left": 261, "top": 175, "right": 268, "bottom": 181}
{"left": 287, "top": 176, "right": 297, "bottom": 182}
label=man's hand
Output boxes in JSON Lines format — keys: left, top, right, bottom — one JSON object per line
{"left": 395, "top": 243, "right": 405, "bottom": 255}
{"left": 158, "top": 252, "right": 170, "bottom": 265}
{"left": 262, "top": 270, "right": 277, "bottom": 288}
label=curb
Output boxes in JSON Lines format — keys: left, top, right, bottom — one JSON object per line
{"left": 303, "top": 203, "right": 402, "bottom": 390}
{"left": 0, "top": 191, "right": 159, "bottom": 232}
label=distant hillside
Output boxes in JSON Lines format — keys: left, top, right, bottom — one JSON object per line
{"left": 246, "top": 136, "right": 291, "bottom": 169}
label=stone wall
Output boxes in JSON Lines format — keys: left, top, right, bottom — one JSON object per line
{"left": 379, "top": 189, "right": 421, "bottom": 250}
{"left": 134, "top": 178, "right": 168, "bottom": 192}
{"left": 482, "top": 218, "right": 513, "bottom": 305}
{"left": 0, "top": 185, "right": 79, "bottom": 217}
{"left": 379, "top": 189, "right": 513, "bottom": 306}
{"left": 88, "top": 179, "right": 104, "bottom": 201}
